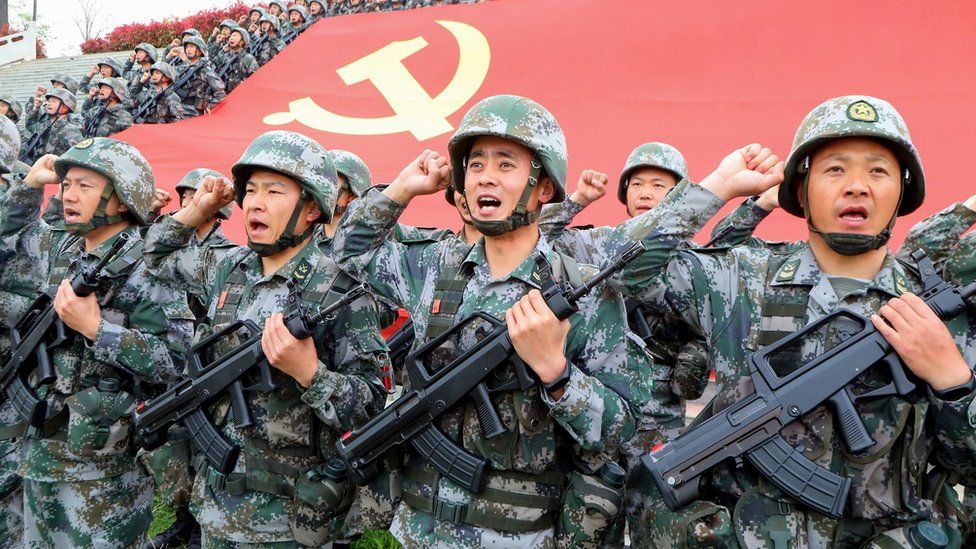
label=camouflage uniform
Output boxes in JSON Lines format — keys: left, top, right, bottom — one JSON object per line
{"left": 208, "top": 20, "right": 238, "bottom": 59}
{"left": 143, "top": 131, "right": 387, "bottom": 546}
{"left": 253, "top": 15, "right": 286, "bottom": 67}
{"left": 22, "top": 89, "right": 84, "bottom": 165}
{"left": 175, "top": 36, "right": 227, "bottom": 116}
{"left": 121, "top": 43, "right": 158, "bottom": 90}
{"left": 333, "top": 95, "right": 655, "bottom": 547}
{"left": 130, "top": 62, "right": 185, "bottom": 124}
{"left": 215, "top": 29, "right": 259, "bottom": 94}
{"left": 79, "top": 58, "right": 124, "bottom": 91}
{"left": 623, "top": 97, "right": 976, "bottom": 547}
{"left": 81, "top": 78, "right": 134, "bottom": 138}
{"left": 0, "top": 138, "right": 194, "bottom": 547}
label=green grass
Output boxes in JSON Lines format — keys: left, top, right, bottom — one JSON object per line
{"left": 148, "top": 498, "right": 400, "bottom": 548}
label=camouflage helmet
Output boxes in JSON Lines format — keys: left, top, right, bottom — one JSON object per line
{"left": 0, "top": 116, "right": 21, "bottom": 175}
{"left": 149, "top": 61, "right": 177, "bottom": 83}
{"left": 134, "top": 42, "right": 158, "bottom": 64}
{"left": 331, "top": 149, "right": 372, "bottom": 197}
{"left": 249, "top": 6, "right": 267, "bottom": 18}
{"left": 230, "top": 26, "right": 250, "bottom": 46}
{"left": 45, "top": 87, "right": 77, "bottom": 112}
{"left": 182, "top": 35, "right": 209, "bottom": 57}
{"left": 176, "top": 168, "right": 233, "bottom": 219}
{"left": 288, "top": 5, "right": 310, "bottom": 21}
{"left": 0, "top": 95, "right": 23, "bottom": 122}
{"left": 780, "top": 95, "right": 924, "bottom": 218}
{"left": 259, "top": 13, "right": 282, "bottom": 34}
{"left": 231, "top": 131, "right": 339, "bottom": 224}
{"left": 269, "top": 0, "right": 288, "bottom": 12}
{"left": 448, "top": 95, "right": 567, "bottom": 201}
{"left": 219, "top": 18, "right": 237, "bottom": 30}
{"left": 617, "top": 142, "right": 688, "bottom": 204}
{"left": 88, "top": 75, "right": 105, "bottom": 90}
{"left": 54, "top": 138, "right": 156, "bottom": 226}
{"left": 98, "top": 77, "right": 130, "bottom": 103}
{"left": 97, "top": 57, "right": 124, "bottom": 77}
{"left": 51, "top": 74, "right": 79, "bottom": 95}
{"left": 308, "top": 0, "right": 326, "bottom": 9}
{"left": 181, "top": 28, "right": 203, "bottom": 40}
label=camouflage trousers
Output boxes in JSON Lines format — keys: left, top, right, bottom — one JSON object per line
{"left": 23, "top": 468, "right": 152, "bottom": 548}
{"left": 337, "top": 467, "right": 401, "bottom": 539}
{"left": 390, "top": 501, "right": 557, "bottom": 548}
{"left": 0, "top": 439, "right": 23, "bottom": 549}
{"left": 136, "top": 426, "right": 193, "bottom": 508}
{"left": 201, "top": 531, "right": 304, "bottom": 548}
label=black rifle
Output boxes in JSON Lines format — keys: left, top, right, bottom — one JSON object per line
{"left": 1, "top": 234, "right": 130, "bottom": 428}
{"left": 82, "top": 101, "right": 106, "bottom": 137}
{"left": 215, "top": 50, "right": 242, "bottom": 82}
{"left": 644, "top": 250, "right": 976, "bottom": 518}
{"left": 385, "top": 318, "right": 414, "bottom": 383}
{"left": 336, "top": 242, "right": 646, "bottom": 493}
{"left": 18, "top": 116, "right": 57, "bottom": 163}
{"left": 132, "top": 61, "right": 205, "bottom": 123}
{"left": 132, "top": 282, "right": 367, "bottom": 475}
{"left": 281, "top": 21, "right": 311, "bottom": 45}
{"left": 247, "top": 34, "right": 270, "bottom": 57}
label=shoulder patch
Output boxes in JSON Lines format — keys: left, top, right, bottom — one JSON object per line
{"left": 776, "top": 257, "right": 801, "bottom": 282}
{"left": 893, "top": 269, "right": 909, "bottom": 295}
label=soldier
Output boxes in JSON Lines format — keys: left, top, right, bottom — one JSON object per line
{"left": 268, "top": 0, "right": 288, "bottom": 23}
{"left": 253, "top": 14, "right": 286, "bottom": 67}
{"left": 621, "top": 96, "right": 976, "bottom": 547}
{"left": 332, "top": 94, "right": 657, "bottom": 546}
{"left": 142, "top": 130, "right": 388, "bottom": 546}
{"left": 0, "top": 138, "right": 193, "bottom": 547}
{"left": 207, "top": 19, "right": 237, "bottom": 59}
{"left": 0, "top": 95, "right": 21, "bottom": 126}
{"left": 80, "top": 58, "right": 124, "bottom": 91}
{"left": 308, "top": 0, "right": 327, "bottom": 21}
{"left": 81, "top": 77, "right": 134, "bottom": 138}
{"left": 121, "top": 43, "right": 159, "bottom": 90}
{"left": 172, "top": 35, "right": 226, "bottom": 117}
{"left": 24, "top": 75, "right": 80, "bottom": 134}
{"left": 215, "top": 27, "right": 259, "bottom": 94}
{"left": 20, "top": 88, "right": 83, "bottom": 165}
{"left": 281, "top": 5, "right": 310, "bottom": 43}
{"left": 130, "top": 62, "right": 185, "bottom": 124}
{"left": 241, "top": 6, "right": 266, "bottom": 36}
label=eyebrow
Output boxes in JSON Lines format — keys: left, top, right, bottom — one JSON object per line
{"left": 246, "top": 179, "right": 287, "bottom": 188}
{"left": 630, "top": 175, "right": 667, "bottom": 183}
{"left": 469, "top": 147, "right": 519, "bottom": 160}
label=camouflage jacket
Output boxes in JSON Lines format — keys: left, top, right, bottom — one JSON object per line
{"left": 333, "top": 189, "right": 653, "bottom": 538}
{"left": 0, "top": 180, "right": 193, "bottom": 483}
{"left": 143, "top": 215, "right": 388, "bottom": 543}
{"left": 621, "top": 181, "right": 976, "bottom": 527}
{"left": 175, "top": 59, "right": 227, "bottom": 115}
{"left": 81, "top": 102, "right": 133, "bottom": 138}
{"left": 122, "top": 61, "right": 154, "bottom": 90}
{"left": 24, "top": 115, "right": 83, "bottom": 164}
{"left": 213, "top": 49, "right": 259, "bottom": 93}
{"left": 131, "top": 84, "right": 185, "bottom": 124}
{"left": 254, "top": 36, "right": 286, "bottom": 66}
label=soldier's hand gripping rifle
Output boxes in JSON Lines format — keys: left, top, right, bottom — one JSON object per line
{"left": 644, "top": 250, "right": 976, "bottom": 518}
{"left": 336, "top": 242, "right": 646, "bottom": 494}
{"left": 1, "top": 234, "right": 130, "bottom": 429}
{"left": 132, "top": 282, "right": 367, "bottom": 475}
{"left": 132, "top": 62, "right": 206, "bottom": 123}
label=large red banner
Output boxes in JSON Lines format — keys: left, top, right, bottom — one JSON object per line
{"left": 113, "top": 0, "right": 976, "bottom": 246}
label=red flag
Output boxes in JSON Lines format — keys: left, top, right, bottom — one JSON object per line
{"left": 112, "top": 0, "right": 976, "bottom": 246}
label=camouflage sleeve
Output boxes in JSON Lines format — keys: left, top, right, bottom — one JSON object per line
{"left": 896, "top": 202, "right": 976, "bottom": 266}
{"left": 122, "top": 58, "right": 134, "bottom": 73}
{"left": 332, "top": 188, "right": 440, "bottom": 312}
{"left": 41, "top": 195, "right": 63, "bottom": 225}
{"left": 540, "top": 284, "right": 653, "bottom": 454}
{"left": 206, "top": 66, "right": 227, "bottom": 106}
{"left": 302, "top": 292, "right": 388, "bottom": 431}
{"left": 143, "top": 215, "right": 245, "bottom": 303}
{"left": 107, "top": 109, "right": 134, "bottom": 135}
{"left": 243, "top": 54, "right": 259, "bottom": 76}
{"left": 80, "top": 74, "right": 93, "bottom": 88}
{"left": 89, "top": 265, "right": 193, "bottom": 385}
{"left": 0, "top": 178, "right": 44, "bottom": 237}
{"left": 129, "top": 79, "right": 146, "bottom": 100}
{"left": 57, "top": 123, "right": 84, "bottom": 155}
{"left": 0, "top": 289, "right": 35, "bottom": 327}
{"left": 671, "top": 337, "right": 711, "bottom": 401}
{"left": 538, "top": 198, "right": 586, "bottom": 243}
{"left": 928, "top": 388, "right": 976, "bottom": 484}
{"left": 707, "top": 196, "right": 772, "bottom": 248}
{"left": 164, "top": 92, "right": 186, "bottom": 121}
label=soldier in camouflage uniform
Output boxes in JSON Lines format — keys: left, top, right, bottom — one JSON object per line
{"left": 174, "top": 35, "right": 226, "bottom": 117}
{"left": 215, "top": 27, "right": 259, "bottom": 94}
{"left": 143, "top": 130, "right": 388, "bottom": 546}
{"left": 130, "top": 62, "right": 185, "bottom": 124}
{"left": 0, "top": 138, "right": 194, "bottom": 547}
{"left": 81, "top": 78, "right": 133, "bottom": 138}
{"left": 164, "top": 27, "right": 203, "bottom": 69}
{"left": 308, "top": 0, "right": 327, "bottom": 21}
{"left": 268, "top": 0, "right": 288, "bottom": 24}
{"left": 620, "top": 95, "right": 976, "bottom": 547}
{"left": 80, "top": 58, "right": 124, "bottom": 93}
{"left": 121, "top": 43, "right": 159, "bottom": 90}
{"left": 282, "top": 6, "right": 311, "bottom": 42}
{"left": 332, "top": 94, "right": 658, "bottom": 547}
{"left": 207, "top": 19, "right": 237, "bottom": 59}
{"left": 20, "top": 88, "right": 83, "bottom": 165}
{"left": 254, "top": 14, "right": 286, "bottom": 67}
{"left": 24, "top": 75, "right": 80, "bottom": 135}
{"left": 0, "top": 96, "right": 25, "bottom": 143}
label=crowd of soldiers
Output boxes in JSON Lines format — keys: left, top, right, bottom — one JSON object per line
{"left": 0, "top": 0, "right": 487, "bottom": 170}
{"left": 1, "top": 70, "right": 976, "bottom": 548}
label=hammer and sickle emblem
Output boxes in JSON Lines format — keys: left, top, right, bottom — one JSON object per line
{"left": 264, "top": 20, "right": 490, "bottom": 141}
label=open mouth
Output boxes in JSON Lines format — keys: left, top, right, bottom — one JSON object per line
{"left": 837, "top": 204, "right": 870, "bottom": 229}
{"left": 248, "top": 219, "right": 269, "bottom": 235}
{"left": 64, "top": 208, "right": 82, "bottom": 222}
{"left": 476, "top": 195, "right": 502, "bottom": 217}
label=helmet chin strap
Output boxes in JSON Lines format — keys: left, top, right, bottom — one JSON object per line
{"left": 800, "top": 157, "right": 904, "bottom": 256}
{"left": 465, "top": 156, "right": 543, "bottom": 237}
{"left": 248, "top": 190, "right": 316, "bottom": 257}
{"left": 64, "top": 183, "right": 124, "bottom": 235}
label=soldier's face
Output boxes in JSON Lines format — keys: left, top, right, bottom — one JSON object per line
{"left": 185, "top": 44, "right": 200, "bottom": 58}
{"left": 99, "top": 65, "right": 113, "bottom": 77}
{"left": 135, "top": 50, "right": 147, "bottom": 62}
{"left": 310, "top": 2, "right": 323, "bottom": 14}
{"left": 464, "top": 136, "right": 556, "bottom": 225}
{"left": 336, "top": 175, "right": 355, "bottom": 211}
{"left": 0, "top": 103, "right": 8, "bottom": 116}
{"left": 45, "top": 97, "right": 61, "bottom": 115}
{"left": 290, "top": 12, "right": 303, "bottom": 24}
{"left": 61, "top": 167, "right": 126, "bottom": 224}
{"left": 150, "top": 71, "right": 164, "bottom": 85}
{"left": 250, "top": 11, "right": 261, "bottom": 22}
{"left": 625, "top": 167, "right": 677, "bottom": 217}
{"left": 98, "top": 85, "right": 113, "bottom": 101}
{"left": 801, "top": 137, "right": 902, "bottom": 238}
{"left": 270, "top": 5, "right": 282, "bottom": 15}
{"left": 52, "top": 82, "right": 65, "bottom": 89}
{"left": 261, "top": 21, "right": 273, "bottom": 33}
{"left": 242, "top": 169, "right": 321, "bottom": 244}
{"left": 229, "top": 33, "right": 243, "bottom": 48}
{"left": 219, "top": 27, "right": 231, "bottom": 40}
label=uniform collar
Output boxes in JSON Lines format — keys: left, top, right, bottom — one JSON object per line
{"left": 769, "top": 242, "right": 907, "bottom": 298}
{"left": 460, "top": 231, "right": 553, "bottom": 289}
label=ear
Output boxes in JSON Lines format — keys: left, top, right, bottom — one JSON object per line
{"left": 305, "top": 198, "right": 322, "bottom": 222}
{"left": 536, "top": 176, "right": 556, "bottom": 205}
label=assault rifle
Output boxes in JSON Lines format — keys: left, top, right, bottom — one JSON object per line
{"left": 132, "top": 281, "right": 367, "bottom": 475}
{"left": 82, "top": 102, "right": 106, "bottom": 137}
{"left": 281, "top": 21, "right": 311, "bottom": 45}
{"left": 644, "top": 250, "right": 976, "bottom": 518}
{"left": 336, "top": 242, "right": 646, "bottom": 493}
{"left": 132, "top": 61, "right": 205, "bottom": 123}
{"left": 18, "top": 117, "right": 57, "bottom": 164}
{"left": 247, "top": 34, "right": 270, "bottom": 57}
{"left": 1, "top": 234, "right": 130, "bottom": 428}
{"left": 214, "top": 51, "right": 242, "bottom": 82}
